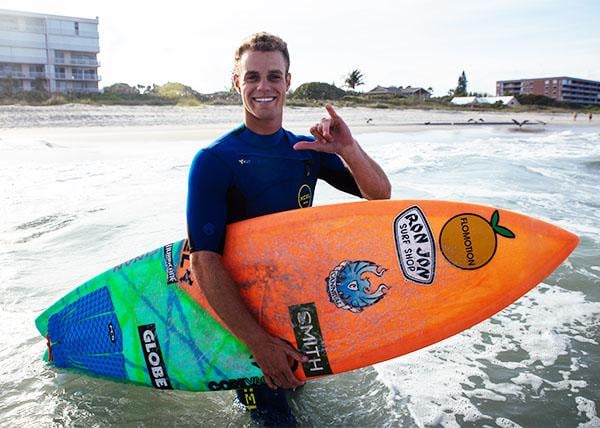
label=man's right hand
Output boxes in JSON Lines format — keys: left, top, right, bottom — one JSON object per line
{"left": 249, "top": 333, "right": 307, "bottom": 390}
{"left": 191, "top": 251, "right": 307, "bottom": 390}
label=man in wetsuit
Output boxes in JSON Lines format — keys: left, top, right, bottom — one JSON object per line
{"left": 186, "top": 32, "right": 391, "bottom": 426}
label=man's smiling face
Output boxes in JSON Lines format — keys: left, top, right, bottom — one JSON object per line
{"left": 233, "top": 50, "right": 291, "bottom": 134}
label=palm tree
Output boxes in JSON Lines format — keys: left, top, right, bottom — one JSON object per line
{"left": 345, "top": 69, "right": 365, "bottom": 90}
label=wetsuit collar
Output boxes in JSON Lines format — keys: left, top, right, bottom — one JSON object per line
{"left": 238, "top": 125, "right": 285, "bottom": 147}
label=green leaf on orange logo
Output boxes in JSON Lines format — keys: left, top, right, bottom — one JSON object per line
{"left": 491, "top": 210, "right": 500, "bottom": 228}
{"left": 494, "top": 225, "right": 516, "bottom": 238}
{"left": 490, "top": 210, "right": 516, "bottom": 239}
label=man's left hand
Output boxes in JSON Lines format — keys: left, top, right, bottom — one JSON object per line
{"left": 293, "top": 104, "right": 357, "bottom": 157}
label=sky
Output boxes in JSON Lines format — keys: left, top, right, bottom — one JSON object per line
{"left": 2, "top": 0, "right": 599, "bottom": 96}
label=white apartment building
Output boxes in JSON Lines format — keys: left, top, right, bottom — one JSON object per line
{"left": 0, "top": 9, "right": 100, "bottom": 93}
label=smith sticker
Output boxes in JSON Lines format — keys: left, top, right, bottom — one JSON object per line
{"left": 138, "top": 324, "right": 172, "bottom": 389}
{"left": 439, "top": 210, "right": 515, "bottom": 270}
{"left": 394, "top": 206, "right": 436, "bottom": 284}
{"left": 289, "top": 303, "right": 332, "bottom": 377}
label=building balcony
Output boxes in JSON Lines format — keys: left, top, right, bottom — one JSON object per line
{"left": 562, "top": 87, "right": 600, "bottom": 96}
{"left": 0, "top": 71, "right": 48, "bottom": 79}
{"left": 54, "top": 58, "right": 100, "bottom": 67}
{"left": 0, "top": 55, "right": 47, "bottom": 65}
{"left": 52, "top": 73, "right": 101, "bottom": 81}
{"left": 23, "top": 25, "right": 45, "bottom": 33}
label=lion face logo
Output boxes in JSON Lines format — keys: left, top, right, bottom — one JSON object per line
{"left": 326, "top": 260, "right": 389, "bottom": 313}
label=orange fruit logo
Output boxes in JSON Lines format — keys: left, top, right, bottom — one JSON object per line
{"left": 440, "top": 210, "right": 515, "bottom": 270}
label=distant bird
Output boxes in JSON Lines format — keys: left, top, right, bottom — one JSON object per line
{"left": 366, "top": 118, "right": 373, "bottom": 124}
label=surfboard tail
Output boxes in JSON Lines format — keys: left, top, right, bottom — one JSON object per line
{"left": 45, "top": 287, "right": 127, "bottom": 379}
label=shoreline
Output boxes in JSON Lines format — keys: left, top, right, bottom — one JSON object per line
{"left": 1, "top": 106, "right": 597, "bottom": 144}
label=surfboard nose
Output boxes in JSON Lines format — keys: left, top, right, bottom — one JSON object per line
{"left": 560, "top": 227, "right": 579, "bottom": 256}
{"left": 528, "top": 218, "right": 579, "bottom": 285}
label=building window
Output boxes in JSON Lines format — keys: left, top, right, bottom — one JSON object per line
{"left": 74, "top": 22, "right": 79, "bottom": 35}
{"left": 0, "top": 16, "right": 19, "bottom": 31}
{"left": 72, "top": 68, "right": 84, "bottom": 80}
{"left": 84, "top": 69, "right": 97, "bottom": 80}
{"left": 29, "top": 64, "right": 45, "bottom": 78}
{"left": 23, "top": 17, "right": 44, "bottom": 33}
{"left": 0, "top": 63, "right": 21, "bottom": 77}
{"left": 72, "top": 53, "right": 95, "bottom": 65}
{"left": 54, "top": 66, "right": 66, "bottom": 79}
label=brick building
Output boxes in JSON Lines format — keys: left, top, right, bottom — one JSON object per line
{"left": 496, "top": 77, "right": 600, "bottom": 105}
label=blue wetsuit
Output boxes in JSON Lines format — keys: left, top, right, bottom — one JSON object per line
{"left": 186, "top": 124, "right": 360, "bottom": 426}
{"left": 187, "top": 124, "right": 360, "bottom": 253}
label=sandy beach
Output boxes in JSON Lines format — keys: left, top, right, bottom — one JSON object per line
{"left": 1, "top": 105, "right": 598, "bottom": 145}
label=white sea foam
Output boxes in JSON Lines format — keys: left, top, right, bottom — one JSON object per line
{"left": 1, "top": 107, "right": 599, "bottom": 427}
{"left": 576, "top": 397, "right": 600, "bottom": 428}
{"left": 496, "top": 417, "right": 525, "bottom": 428}
{"left": 375, "top": 284, "right": 600, "bottom": 427}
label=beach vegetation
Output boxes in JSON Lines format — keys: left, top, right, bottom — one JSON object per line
{"left": 21, "top": 90, "right": 49, "bottom": 103}
{"left": 515, "top": 94, "right": 568, "bottom": 108}
{"left": 455, "top": 71, "right": 468, "bottom": 96}
{"left": 151, "top": 82, "right": 201, "bottom": 99}
{"left": 467, "top": 91, "right": 491, "bottom": 97}
{"left": 1, "top": 75, "right": 598, "bottom": 112}
{"left": 0, "top": 76, "right": 20, "bottom": 98}
{"left": 175, "top": 96, "right": 203, "bottom": 107}
{"left": 31, "top": 77, "right": 48, "bottom": 92}
{"left": 290, "top": 82, "right": 346, "bottom": 100}
{"left": 344, "top": 69, "right": 365, "bottom": 90}
{"left": 103, "top": 83, "right": 140, "bottom": 95}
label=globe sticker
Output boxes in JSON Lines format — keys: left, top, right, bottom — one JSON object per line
{"left": 440, "top": 210, "right": 516, "bottom": 270}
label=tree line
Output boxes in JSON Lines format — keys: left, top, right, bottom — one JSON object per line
{"left": 3, "top": 69, "right": 597, "bottom": 110}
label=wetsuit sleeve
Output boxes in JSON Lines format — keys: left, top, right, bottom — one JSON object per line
{"left": 318, "top": 152, "right": 362, "bottom": 197}
{"left": 186, "top": 149, "right": 231, "bottom": 254}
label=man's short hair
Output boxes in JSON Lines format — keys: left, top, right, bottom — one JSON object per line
{"left": 234, "top": 32, "right": 290, "bottom": 74}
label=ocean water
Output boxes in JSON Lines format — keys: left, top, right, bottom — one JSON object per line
{"left": 1, "top": 106, "right": 599, "bottom": 427}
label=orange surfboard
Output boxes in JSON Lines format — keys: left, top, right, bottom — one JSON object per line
{"left": 177, "top": 200, "right": 578, "bottom": 380}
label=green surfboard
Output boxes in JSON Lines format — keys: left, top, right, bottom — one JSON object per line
{"left": 35, "top": 240, "right": 263, "bottom": 392}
